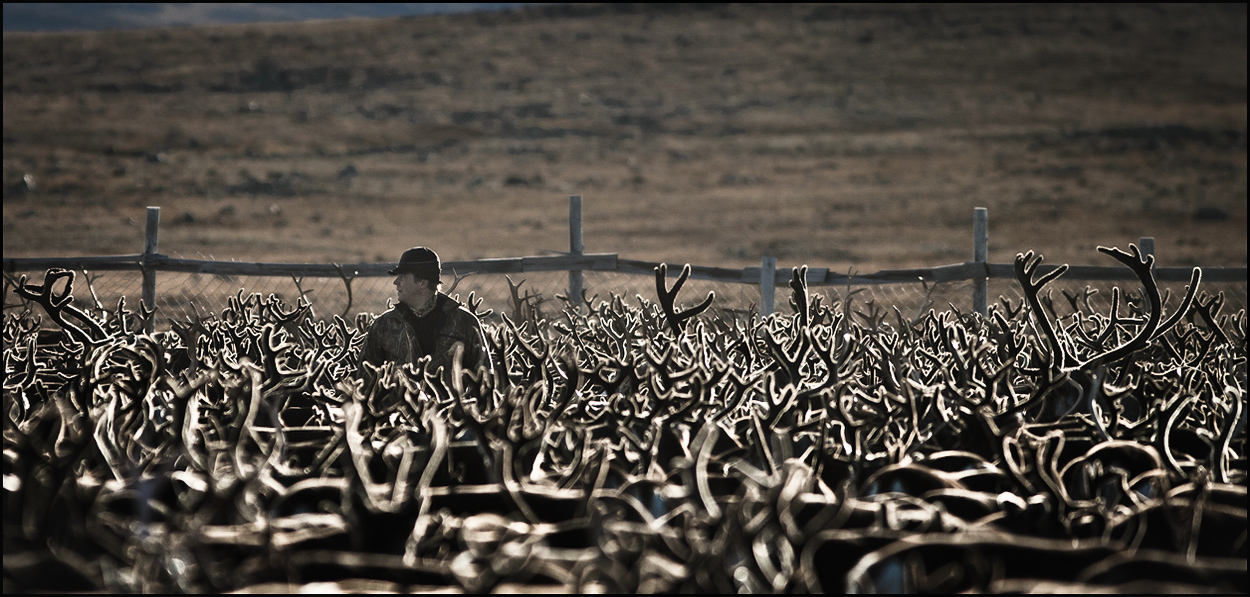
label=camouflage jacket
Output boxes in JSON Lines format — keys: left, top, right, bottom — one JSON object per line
{"left": 360, "top": 293, "right": 492, "bottom": 375}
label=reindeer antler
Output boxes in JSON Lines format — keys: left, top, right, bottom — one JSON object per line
{"left": 1014, "top": 251, "right": 1072, "bottom": 372}
{"left": 655, "top": 263, "right": 714, "bottom": 335}
{"left": 506, "top": 275, "right": 545, "bottom": 325}
{"left": 331, "top": 263, "right": 356, "bottom": 319}
{"left": 14, "top": 268, "right": 108, "bottom": 345}
{"left": 789, "top": 266, "right": 811, "bottom": 329}
{"left": 1080, "top": 245, "right": 1200, "bottom": 369}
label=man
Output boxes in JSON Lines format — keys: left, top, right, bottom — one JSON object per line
{"left": 360, "top": 247, "right": 492, "bottom": 376}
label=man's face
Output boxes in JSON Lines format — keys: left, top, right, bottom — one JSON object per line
{"left": 393, "top": 273, "right": 431, "bottom": 307}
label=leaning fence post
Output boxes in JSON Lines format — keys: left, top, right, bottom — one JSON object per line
{"left": 760, "top": 256, "right": 776, "bottom": 318}
{"left": 568, "top": 195, "right": 584, "bottom": 312}
{"left": 973, "top": 207, "right": 988, "bottom": 317}
{"left": 142, "top": 206, "right": 160, "bottom": 333}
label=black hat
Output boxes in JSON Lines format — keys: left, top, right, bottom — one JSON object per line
{"left": 388, "top": 247, "right": 441, "bottom": 282}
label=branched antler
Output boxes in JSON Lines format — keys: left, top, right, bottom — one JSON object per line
{"left": 1081, "top": 245, "right": 1200, "bottom": 369}
{"left": 14, "top": 268, "right": 108, "bottom": 345}
{"left": 853, "top": 299, "right": 889, "bottom": 332}
{"left": 655, "top": 263, "right": 714, "bottom": 335}
{"left": 1014, "top": 251, "right": 1072, "bottom": 372}
{"left": 1062, "top": 286, "right": 1100, "bottom": 317}
{"left": 1191, "top": 292, "right": 1229, "bottom": 347}
{"left": 332, "top": 263, "right": 355, "bottom": 319}
{"left": 79, "top": 269, "right": 106, "bottom": 313}
{"left": 506, "top": 275, "right": 545, "bottom": 325}
{"left": 443, "top": 267, "right": 475, "bottom": 297}
{"left": 996, "top": 296, "right": 1025, "bottom": 320}
{"left": 290, "top": 274, "right": 313, "bottom": 306}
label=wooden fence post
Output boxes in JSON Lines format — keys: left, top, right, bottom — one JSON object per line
{"left": 973, "top": 207, "right": 988, "bottom": 317}
{"left": 142, "top": 206, "right": 160, "bottom": 333}
{"left": 760, "top": 256, "right": 776, "bottom": 318}
{"left": 1139, "top": 236, "right": 1155, "bottom": 267}
{"left": 568, "top": 195, "right": 584, "bottom": 312}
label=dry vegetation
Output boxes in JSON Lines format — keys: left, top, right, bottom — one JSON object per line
{"left": 2, "top": 3, "right": 1246, "bottom": 271}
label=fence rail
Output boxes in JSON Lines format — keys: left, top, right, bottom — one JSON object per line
{"left": 5, "top": 253, "right": 1246, "bottom": 283}
{"left": 4, "top": 202, "right": 1246, "bottom": 329}
{"left": 0, "top": 252, "right": 622, "bottom": 278}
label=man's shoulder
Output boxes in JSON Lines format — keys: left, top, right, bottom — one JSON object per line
{"left": 437, "top": 295, "right": 483, "bottom": 325}
{"left": 368, "top": 307, "right": 407, "bottom": 327}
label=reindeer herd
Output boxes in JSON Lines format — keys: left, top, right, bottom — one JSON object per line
{"left": 3, "top": 245, "right": 1246, "bottom": 593}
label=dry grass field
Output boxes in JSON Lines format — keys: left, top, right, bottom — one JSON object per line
{"left": 3, "top": 3, "right": 1246, "bottom": 273}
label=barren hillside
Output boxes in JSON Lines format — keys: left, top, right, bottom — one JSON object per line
{"left": 3, "top": 3, "right": 1246, "bottom": 271}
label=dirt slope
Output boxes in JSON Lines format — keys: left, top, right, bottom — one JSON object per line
{"left": 3, "top": 3, "right": 1245, "bottom": 271}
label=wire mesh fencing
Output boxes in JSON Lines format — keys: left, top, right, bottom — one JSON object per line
{"left": 4, "top": 263, "right": 1246, "bottom": 332}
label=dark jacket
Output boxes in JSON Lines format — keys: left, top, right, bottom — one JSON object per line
{"left": 360, "top": 293, "right": 492, "bottom": 375}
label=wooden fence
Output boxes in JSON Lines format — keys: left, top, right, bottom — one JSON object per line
{"left": 5, "top": 201, "right": 1247, "bottom": 332}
